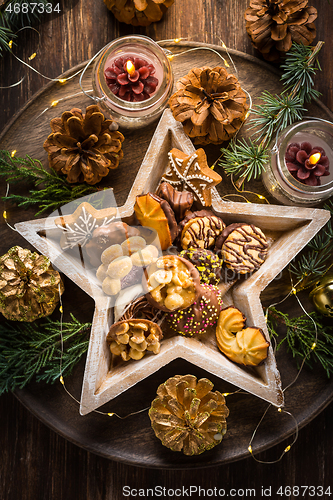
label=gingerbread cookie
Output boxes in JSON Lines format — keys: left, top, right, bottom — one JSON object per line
{"left": 161, "top": 148, "right": 222, "bottom": 206}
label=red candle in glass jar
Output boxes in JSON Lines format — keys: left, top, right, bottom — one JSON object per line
{"left": 104, "top": 55, "right": 160, "bottom": 102}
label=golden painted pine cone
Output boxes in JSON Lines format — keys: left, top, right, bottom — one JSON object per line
{"left": 169, "top": 66, "right": 248, "bottom": 145}
{"left": 43, "top": 105, "right": 124, "bottom": 185}
{"left": 0, "top": 246, "right": 64, "bottom": 322}
{"left": 244, "top": 0, "right": 317, "bottom": 61}
{"left": 149, "top": 374, "right": 229, "bottom": 455}
{"left": 104, "top": 0, "right": 174, "bottom": 26}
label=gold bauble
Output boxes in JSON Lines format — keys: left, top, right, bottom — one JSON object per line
{"left": 309, "top": 274, "right": 333, "bottom": 317}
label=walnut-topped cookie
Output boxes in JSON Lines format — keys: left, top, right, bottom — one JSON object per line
{"left": 180, "top": 210, "right": 226, "bottom": 250}
{"left": 215, "top": 223, "right": 268, "bottom": 275}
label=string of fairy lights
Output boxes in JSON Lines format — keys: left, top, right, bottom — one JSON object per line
{"left": 1, "top": 32, "right": 323, "bottom": 463}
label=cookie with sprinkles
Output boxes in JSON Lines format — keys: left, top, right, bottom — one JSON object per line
{"left": 161, "top": 148, "right": 222, "bottom": 206}
{"left": 179, "top": 248, "right": 222, "bottom": 285}
{"left": 167, "top": 284, "right": 223, "bottom": 336}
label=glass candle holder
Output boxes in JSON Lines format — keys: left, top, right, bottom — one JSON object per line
{"left": 92, "top": 35, "right": 174, "bottom": 130}
{"left": 262, "top": 120, "right": 333, "bottom": 206}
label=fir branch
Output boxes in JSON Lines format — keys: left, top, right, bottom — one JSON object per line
{"left": 0, "top": 314, "right": 91, "bottom": 394}
{"left": 219, "top": 138, "right": 269, "bottom": 182}
{"left": 280, "top": 42, "right": 323, "bottom": 103}
{"left": 250, "top": 91, "right": 306, "bottom": 145}
{"left": 267, "top": 307, "right": 333, "bottom": 377}
{"left": 0, "top": 150, "right": 99, "bottom": 216}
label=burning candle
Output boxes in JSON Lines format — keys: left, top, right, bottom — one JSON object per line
{"left": 93, "top": 35, "right": 173, "bottom": 130}
{"left": 262, "top": 120, "right": 333, "bottom": 206}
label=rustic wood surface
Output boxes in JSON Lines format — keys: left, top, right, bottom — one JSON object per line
{"left": 1, "top": 0, "right": 333, "bottom": 498}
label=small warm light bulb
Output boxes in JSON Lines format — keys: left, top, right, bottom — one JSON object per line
{"left": 59, "top": 305, "right": 63, "bottom": 313}
{"left": 174, "top": 38, "right": 181, "bottom": 43}
{"left": 11, "top": 150, "right": 17, "bottom": 157}
{"left": 284, "top": 445, "right": 291, "bottom": 453}
{"left": 309, "top": 152, "right": 321, "bottom": 165}
{"left": 28, "top": 52, "right": 37, "bottom": 61}
{"left": 51, "top": 100, "right": 59, "bottom": 107}
{"left": 278, "top": 407, "right": 282, "bottom": 412}
{"left": 311, "top": 342, "right": 316, "bottom": 350}
{"left": 167, "top": 54, "right": 174, "bottom": 61}
{"left": 222, "top": 393, "right": 230, "bottom": 397}
{"left": 108, "top": 412, "right": 114, "bottom": 417}
{"left": 60, "top": 376, "right": 64, "bottom": 385}
{"left": 248, "top": 445, "right": 253, "bottom": 453}
{"left": 126, "top": 60, "right": 136, "bottom": 77}
{"left": 8, "top": 40, "right": 13, "bottom": 49}
{"left": 3, "top": 211, "right": 7, "bottom": 220}
{"left": 58, "top": 78, "right": 67, "bottom": 84}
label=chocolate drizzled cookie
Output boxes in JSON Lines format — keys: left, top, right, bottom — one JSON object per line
{"left": 215, "top": 223, "right": 268, "bottom": 275}
{"left": 156, "top": 182, "right": 194, "bottom": 222}
{"left": 180, "top": 210, "right": 226, "bottom": 250}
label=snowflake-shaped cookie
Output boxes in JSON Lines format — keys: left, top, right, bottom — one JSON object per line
{"left": 161, "top": 148, "right": 222, "bottom": 206}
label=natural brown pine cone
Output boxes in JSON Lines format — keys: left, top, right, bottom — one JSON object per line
{"left": 43, "top": 105, "right": 124, "bottom": 185}
{"left": 104, "top": 0, "right": 174, "bottom": 26}
{"left": 0, "top": 246, "right": 64, "bottom": 322}
{"left": 244, "top": 0, "right": 317, "bottom": 61}
{"left": 149, "top": 374, "right": 229, "bottom": 455}
{"left": 169, "top": 66, "right": 248, "bottom": 145}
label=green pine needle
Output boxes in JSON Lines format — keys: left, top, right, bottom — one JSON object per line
{"left": 0, "top": 150, "right": 99, "bottom": 216}
{"left": 0, "top": 314, "right": 91, "bottom": 394}
{"left": 267, "top": 307, "right": 333, "bottom": 377}
{"left": 219, "top": 138, "right": 269, "bottom": 182}
{"left": 280, "top": 42, "right": 322, "bottom": 103}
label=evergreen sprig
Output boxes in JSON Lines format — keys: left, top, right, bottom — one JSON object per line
{"left": 289, "top": 200, "right": 333, "bottom": 290}
{"left": 0, "top": 314, "right": 91, "bottom": 395}
{"left": 0, "top": 150, "right": 99, "bottom": 216}
{"left": 219, "top": 138, "right": 269, "bottom": 182}
{"left": 267, "top": 307, "right": 333, "bottom": 377}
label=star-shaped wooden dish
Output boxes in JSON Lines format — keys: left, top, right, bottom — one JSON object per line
{"left": 15, "top": 110, "right": 331, "bottom": 415}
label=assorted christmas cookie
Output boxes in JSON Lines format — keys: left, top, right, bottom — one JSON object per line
{"left": 0, "top": 246, "right": 64, "bottom": 322}
{"left": 96, "top": 236, "right": 159, "bottom": 296}
{"left": 167, "top": 284, "right": 223, "bottom": 336}
{"left": 161, "top": 148, "right": 222, "bottom": 206}
{"left": 86, "top": 222, "right": 141, "bottom": 267}
{"left": 149, "top": 374, "right": 229, "bottom": 455}
{"left": 43, "top": 105, "right": 124, "bottom": 185}
{"left": 216, "top": 306, "right": 269, "bottom": 366}
{"left": 144, "top": 255, "right": 200, "bottom": 311}
{"left": 179, "top": 248, "right": 222, "bottom": 285}
{"left": 156, "top": 182, "right": 194, "bottom": 222}
{"left": 134, "top": 193, "right": 179, "bottom": 250}
{"left": 169, "top": 66, "right": 248, "bottom": 145}
{"left": 180, "top": 210, "right": 226, "bottom": 250}
{"left": 107, "top": 318, "right": 163, "bottom": 361}
{"left": 215, "top": 223, "right": 268, "bottom": 275}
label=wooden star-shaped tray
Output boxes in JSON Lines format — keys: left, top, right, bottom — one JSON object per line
{"left": 15, "top": 110, "right": 330, "bottom": 415}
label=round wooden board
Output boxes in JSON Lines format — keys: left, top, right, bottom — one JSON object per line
{"left": 1, "top": 42, "right": 333, "bottom": 469}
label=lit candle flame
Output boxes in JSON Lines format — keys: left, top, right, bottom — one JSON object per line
{"left": 126, "top": 60, "right": 136, "bottom": 77}
{"left": 309, "top": 152, "right": 321, "bottom": 165}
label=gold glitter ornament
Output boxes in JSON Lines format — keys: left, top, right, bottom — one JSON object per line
{"left": 0, "top": 246, "right": 64, "bottom": 322}
{"left": 149, "top": 374, "right": 229, "bottom": 455}
{"left": 309, "top": 274, "right": 333, "bottom": 317}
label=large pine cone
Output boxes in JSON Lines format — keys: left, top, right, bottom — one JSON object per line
{"left": 149, "top": 374, "right": 229, "bottom": 455}
{"left": 43, "top": 105, "right": 124, "bottom": 185}
{"left": 104, "top": 0, "right": 174, "bottom": 26}
{"left": 169, "top": 67, "right": 248, "bottom": 145}
{"left": 0, "top": 246, "right": 64, "bottom": 322}
{"left": 245, "top": 0, "right": 317, "bottom": 61}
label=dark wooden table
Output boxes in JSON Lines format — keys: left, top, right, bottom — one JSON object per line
{"left": 1, "top": 1, "right": 333, "bottom": 498}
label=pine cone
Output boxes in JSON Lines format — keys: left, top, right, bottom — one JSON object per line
{"left": 245, "top": 0, "right": 317, "bottom": 61}
{"left": 149, "top": 374, "right": 229, "bottom": 455}
{"left": 0, "top": 246, "right": 64, "bottom": 322}
{"left": 43, "top": 105, "right": 124, "bottom": 185}
{"left": 169, "top": 67, "right": 248, "bottom": 145}
{"left": 104, "top": 0, "right": 174, "bottom": 26}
